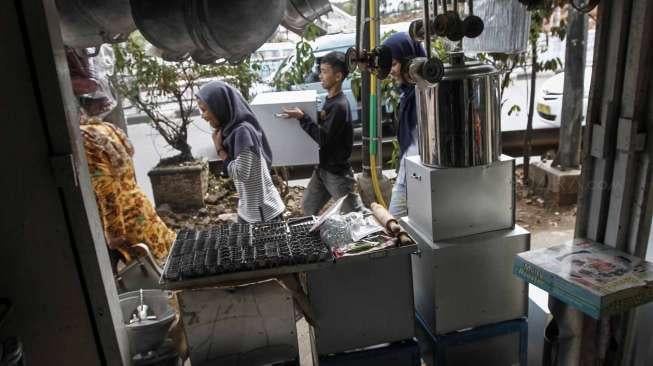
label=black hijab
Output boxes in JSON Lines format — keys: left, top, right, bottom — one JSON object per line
{"left": 382, "top": 32, "right": 426, "bottom": 157}
{"left": 197, "top": 81, "right": 273, "bottom": 167}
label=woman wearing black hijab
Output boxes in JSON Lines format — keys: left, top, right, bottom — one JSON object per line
{"left": 382, "top": 32, "right": 426, "bottom": 217}
{"left": 197, "top": 81, "right": 285, "bottom": 223}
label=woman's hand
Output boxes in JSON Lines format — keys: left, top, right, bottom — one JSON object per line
{"left": 208, "top": 119, "right": 220, "bottom": 130}
{"left": 212, "top": 129, "right": 228, "bottom": 160}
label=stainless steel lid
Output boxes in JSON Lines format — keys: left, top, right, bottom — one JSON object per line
{"left": 440, "top": 61, "right": 498, "bottom": 81}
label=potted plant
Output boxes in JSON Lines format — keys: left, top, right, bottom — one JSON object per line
{"left": 111, "top": 33, "right": 260, "bottom": 211}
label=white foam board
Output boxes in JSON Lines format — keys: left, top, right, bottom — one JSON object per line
{"left": 251, "top": 90, "right": 319, "bottom": 167}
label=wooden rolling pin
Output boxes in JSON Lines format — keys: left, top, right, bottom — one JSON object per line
{"left": 370, "top": 202, "right": 402, "bottom": 235}
{"left": 370, "top": 203, "right": 414, "bottom": 246}
{"left": 396, "top": 231, "right": 414, "bottom": 246}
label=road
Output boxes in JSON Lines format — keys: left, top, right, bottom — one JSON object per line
{"left": 501, "top": 72, "right": 558, "bottom": 132}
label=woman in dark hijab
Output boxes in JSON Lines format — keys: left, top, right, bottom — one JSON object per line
{"left": 197, "top": 81, "right": 285, "bottom": 223}
{"left": 382, "top": 32, "right": 426, "bottom": 217}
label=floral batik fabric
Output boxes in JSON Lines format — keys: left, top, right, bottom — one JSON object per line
{"left": 81, "top": 118, "right": 174, "bottom": 261}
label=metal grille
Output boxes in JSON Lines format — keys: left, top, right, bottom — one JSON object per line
{"left": 163, "top": 217, "right": 331, "bottom": 281}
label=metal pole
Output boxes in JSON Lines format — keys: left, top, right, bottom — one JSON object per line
{"left": 376, "top": 0, "right": 383, "bottom": 176}
{"left": 361, "top": 0, "right": 371, "bottom": 176}
{"left": 424, "top": 0, "right": 432, "bottom": 58}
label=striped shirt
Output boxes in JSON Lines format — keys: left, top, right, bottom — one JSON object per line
{"left": 227, "top": 148, "right": 285, "bottom": 223}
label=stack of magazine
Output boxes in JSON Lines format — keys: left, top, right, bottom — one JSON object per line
{"left": 513, "top": 239, "right": 653, "bottom": 318}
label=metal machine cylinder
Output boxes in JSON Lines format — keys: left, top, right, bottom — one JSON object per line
{"left": 131, "top": 0, "right": 331, "bottom": 63}
{"left": 416, "top": 57, "right": 500, "bottom": 168}
{"left": 131, "top": 0, "right": 287, "bottom": 64}
{"left": 282, "top": 0, "right": 332, "bottom": 35}
{"left": 56, "top": 0, "right": 136, "bottom": 48}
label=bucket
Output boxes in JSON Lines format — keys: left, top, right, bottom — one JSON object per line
{"left": 119, "top": 290, "right": 176, "bottom": 355}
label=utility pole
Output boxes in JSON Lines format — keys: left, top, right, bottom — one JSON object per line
{"left": 556, "top": 8, "right": 588, "bottom": 169}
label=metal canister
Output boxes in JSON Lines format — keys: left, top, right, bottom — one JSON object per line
{"left": 416, "top": 58, "right": 501, "bottom": 168}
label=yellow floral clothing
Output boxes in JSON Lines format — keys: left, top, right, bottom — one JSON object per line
{"left": 80, "top": 118, "right": 175, "bottom": 261}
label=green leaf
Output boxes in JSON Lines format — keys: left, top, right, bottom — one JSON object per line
{"left": 508, "top": 104, "right": 522, "bottom": 116}
{"left": 387, "top": 139, "right": 400, "bottom": 169}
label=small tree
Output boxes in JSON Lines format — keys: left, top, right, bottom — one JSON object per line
{"left": 333, "top": 0, "right": 357, "bottom": 15}
{"left": 111, "top": 33, "right": 260, "bottom": 165}
{"left": 555, "top": 7, "right": 587, "bottom": 169}
{"left": 477, "top": 52, "right": 526, "bottom": 116}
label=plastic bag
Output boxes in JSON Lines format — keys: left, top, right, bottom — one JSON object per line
{"left": 462, "top": 0, "right": 530, "bottom": 54}
{"left": 344, "top": 212, "right": 384, "bottom": 242}
{"left": 66, "top": 45, "right": 117, "bottom": 118}
{"left": 319, "top": 212, "right": 384, "bottom": 250}
{"left": 320, "top": 215, "right": 351, "bottom": 250}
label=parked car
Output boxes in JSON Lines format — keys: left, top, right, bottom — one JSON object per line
{"left": 535, "top": 66, "right": 592, "bottom": 126}
{"left": 534, "top": 28, "right": 595, "bottom": 127}
{"left": 276, "top": 33, "right": 361, "bottom": 121}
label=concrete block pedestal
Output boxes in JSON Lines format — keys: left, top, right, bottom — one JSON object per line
{"left": 529, "top": 160, "right": 580, "bottom": 206}
{"left": 148, "top": 158, "right": 208, "bottom": 211}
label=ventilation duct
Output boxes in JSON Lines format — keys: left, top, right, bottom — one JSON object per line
{"left": 56, "top": 0, "right": 136, "bottom": 48}
{"left": 281, "top": 0, "right": 332, "bottom": 35}
{"left": 131, "top": 0, "right": 286, "bottom": 63}
{"left": 56, "top": 0, "right": 332, "bottom": 62}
